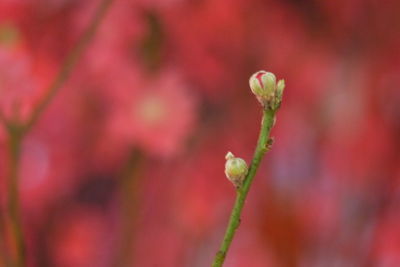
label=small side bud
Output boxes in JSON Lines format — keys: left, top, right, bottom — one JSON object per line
{"left": 276, "top": 79, "right": 285, "bottom": 98}
{"left": 275, "top": 79, "right": 285, "bottom": 108}
{"left": 249, "top": 70, "right": 285, "bottom": 110}
{"left": 224, "top": 152, "right": 248, "bottom": 188}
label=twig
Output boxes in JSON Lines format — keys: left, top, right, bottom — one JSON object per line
{"left": 211, "top": 109, "right": 276, "bottom": 267}
{"left": 211, "top": 70, "right": 285, "bottom": 267}
{"left": 2, "top": 1, "right": 114, "bottom": 266}
{"left": 23, "top": 0, "right": 114, "bottom": 132}
{"left": 113, "top": 150, "right": 143, "bottom": 267}
{"left": 7, "top": 126, "right": 25, "bottom": 267}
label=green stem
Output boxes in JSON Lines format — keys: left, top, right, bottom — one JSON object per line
{"left": 212, "top": 108, "right": 276, "bottom": 267}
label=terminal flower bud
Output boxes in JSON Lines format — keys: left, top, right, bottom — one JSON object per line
{"left": 224, "top": 152, "right": 248, "bottom": 188}
{"left": 249, "top": 70, "right": 285, "bottom": 110}
{"left": 260, "top": 72, "right": 276, "bottom": 95}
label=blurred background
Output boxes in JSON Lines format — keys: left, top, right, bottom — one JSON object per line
{"left": 0, "top": 0, "right": 400, "bottom": 266}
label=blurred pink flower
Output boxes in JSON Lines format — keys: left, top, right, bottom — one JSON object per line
{"left": 164, "top": 0, "right": 248, "bottom": 99}
{"left": 373, "top": 212, "right": 400, "bottom": 266}
{"left": 171, "top": 150, "right": 226, "bottom": 238}
{"left": 51, "top": 209, "right": 111, "bottom": 267}
{"left": 108, "top": 70, "right": 197, "bottom": 157}
{"left": 19, "top": 133, "right": 77, "bottom": 214}
{"left": 73, "top": 0, "right": 143, "bottom": 88}
{"left": 17, "top": 83, "right": 88, "bottom": 216}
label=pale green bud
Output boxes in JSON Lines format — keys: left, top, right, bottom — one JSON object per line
{"left": 224, "top": 152, "right": 248, "bottom": 188}
{"left": 277, "top": 79, "right": 285, "bottom": 96}
{"left": 249, "top": 72, "right": 264, "bottom": 97}
{"left": 249, "top": 70, "right": 285, "bottom": 110}
{"left": 276, "top": 79, "right": 285, "bottom": 101}
{"left": 260, "top": 72, "right": 276, "bottom": 95}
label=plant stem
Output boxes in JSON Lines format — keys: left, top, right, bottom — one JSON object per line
{"left": 24, "top": 0, "right": 114, "bottom": 132}
{"left": 7, "top": 126, "right": 25, "bottom": 267}
{"left": 113, "top": 149, "right": 143, "bottom": 267}
{"left": 212, "top": 108, "right": 276, "bottom": 267}
{"left": 0, "top": 194, "right": 10, "bottom": 267}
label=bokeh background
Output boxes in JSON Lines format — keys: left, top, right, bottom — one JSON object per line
{"left": 1, "top": 0, "right": 400, "bottom": 266}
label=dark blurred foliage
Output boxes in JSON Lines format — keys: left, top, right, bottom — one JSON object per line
{"left": 0, "top": 0, "right": 400, "bottom": 266}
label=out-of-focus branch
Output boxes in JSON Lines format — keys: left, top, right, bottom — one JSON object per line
{"left": 2, "top": 1, "right": 115, "bottom": 266}
{"left": 113, "top": 150, "right": 144, "bottom": 267}
{"left": 7, "top": 126, "right": 24, "bottom": 267}
{"left": 24, "top": 0, "right": 114, "bottom": 133}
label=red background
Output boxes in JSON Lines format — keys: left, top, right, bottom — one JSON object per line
{"left": 1, "top": 0, "right": 400, "bottom": 266}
